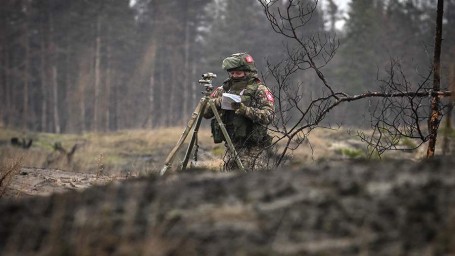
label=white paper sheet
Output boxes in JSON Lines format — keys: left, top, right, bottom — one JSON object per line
{"left": 221, "top": 93, "right": 241, "bottom": 110}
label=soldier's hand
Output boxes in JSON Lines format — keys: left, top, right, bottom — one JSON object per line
{"left": 240, "top": 95, "right": 251, "bottom": 106}
{"left": 210, "top": 97, "right": 222, "bottom": 109}
{"left": 231, "top": 102, "right": 241, "bottom": 110}
{"left": 233, "top": 103, "right": 247, "bottom": 115}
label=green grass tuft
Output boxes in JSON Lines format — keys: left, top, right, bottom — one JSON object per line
{"left": 338, "top": 147, "right": 365, "bottom": 159}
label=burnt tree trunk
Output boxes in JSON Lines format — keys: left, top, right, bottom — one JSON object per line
{"left": 426, "top": 0, "right": 444, "bottom": 158}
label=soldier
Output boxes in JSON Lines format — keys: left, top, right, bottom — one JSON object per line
{"left": 204, "top": 53, "right": 275, "bottom": 171}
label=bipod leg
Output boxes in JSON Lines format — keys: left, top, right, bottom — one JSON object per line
{"left": 180, "top": 98, "right": 208, "bottom": 171}
{"left": 160, "top": 98, "right": 206, "bottom": 175}
{"left": 209, "top": 100, "right": 246, "bottom": 172}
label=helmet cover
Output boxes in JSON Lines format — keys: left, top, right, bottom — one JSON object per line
{"left": 222, "top": 53, "right": 257, "bottom": 72}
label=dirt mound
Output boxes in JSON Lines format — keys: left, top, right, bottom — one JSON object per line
{"left": 1, "top": 158, "right": 455, "bottom": 255}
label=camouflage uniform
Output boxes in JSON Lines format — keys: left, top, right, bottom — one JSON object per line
{"left": 204, "top": 53, "right": 275, "bottom": 171}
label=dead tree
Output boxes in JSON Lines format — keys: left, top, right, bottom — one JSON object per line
{"left": 259, "top": 0, "right": 451, "bottom": 166}
{"left": 426, "top": 0, "right": 445, "bottom": 157}
{"left": 45, "top": 142, "right": 79, "bottom": 166}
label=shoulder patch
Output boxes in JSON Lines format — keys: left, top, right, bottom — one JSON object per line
{"left": 265, "top": 90, "right": 274, "bottom": 103}
{"left": 257, "top": 85, "right": 274, "bottom": 102}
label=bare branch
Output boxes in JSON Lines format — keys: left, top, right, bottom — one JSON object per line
{"left": 259, "top": 0, "right": 451, "bottom": 166}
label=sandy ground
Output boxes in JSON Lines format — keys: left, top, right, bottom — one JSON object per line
{"left": 4, "top": 167, "right": 129, "bottom": 199}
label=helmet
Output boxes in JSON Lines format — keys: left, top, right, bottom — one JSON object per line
{"left": 222, "top": 53, "right": 257, "bottom": 73}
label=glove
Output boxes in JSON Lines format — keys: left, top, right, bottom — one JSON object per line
{"left": 240, "top": 95, "right": 251, "bottom": 106}
{"left": 210, "top": 97, "right": 222, "bottom": 109}
{"left": 231, "top": 102, "right": 241, "bottom": 110}
{"left": 232, "top": 102, "right": 247, "bottom": 115}
{"left": 231, "top": 95, "right": 248, "bottom": 111}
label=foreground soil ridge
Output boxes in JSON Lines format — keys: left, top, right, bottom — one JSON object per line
{"left": 1, "top": 158, "right": 455, "bottom": 255}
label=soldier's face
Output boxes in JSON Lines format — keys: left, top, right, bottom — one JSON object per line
{"left": 229, "top": 71, "right": 246, "bottom": 79}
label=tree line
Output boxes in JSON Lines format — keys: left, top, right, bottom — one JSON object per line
{"left": 329, "top": 0, "right": 455, "bottom": 126}
{"left": 258, "top": 0, "right": 454, "bottom": 161}
{"left": 0, "top": 0, "right": 453, "bottom": 133}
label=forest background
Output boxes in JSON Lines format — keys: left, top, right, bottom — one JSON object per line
{"left": 1, "top": 0, "right": 454, "bottom": 134}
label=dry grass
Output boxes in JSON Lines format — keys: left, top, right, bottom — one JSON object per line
{"left": 0, "top": 127, "right": 217, "bottom": 176}
{"left": 0, "top": 126, "right": 434, "bottom": 200}
{"left": 269, "top": 128, "right": 343, "bottom": 165}
{"left": 0, "top": 126, "right": 365, "bottom": 179}
{"left": 0, "top": 125, "right": 429, "bottom": 179}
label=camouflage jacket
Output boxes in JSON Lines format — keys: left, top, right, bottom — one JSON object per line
{"left": 203, "top": 77, "right": 275, "bottom": 125}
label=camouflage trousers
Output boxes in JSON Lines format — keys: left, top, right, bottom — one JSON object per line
{"left": 223, "top": 144, "right": 270, "bottom": 171}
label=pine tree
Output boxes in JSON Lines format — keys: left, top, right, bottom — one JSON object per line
{"left": 132, "top": 0, "right": 212, "bottom": 127}
{"left": 326, "top": 0, "right": 339, "bottom": 33}
{"left": 337, "top": 0, "right": 387, "bottom": 93}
